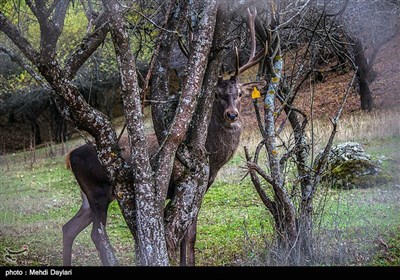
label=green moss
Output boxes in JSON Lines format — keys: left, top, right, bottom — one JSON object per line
{"left": 325, "top": 159, "right": 392, "bottom": 189}
{"left": 331, "top": 159, "right": 376, "bottom": 177}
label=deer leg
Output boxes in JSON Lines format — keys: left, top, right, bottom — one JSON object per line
{"left": 180, "top": 216, "right": 198, "bottom": 266}
{"left": 186, "top": 215, "right": 198, "bottom": 266}
{"left": 179, "top": 232, "right": 188, "bottom": 266}
{"left": 62, "top": 191, "right": 93, "bottom": 266}
{"left": 89, "top": 194, "right": 118, "bottom": 266}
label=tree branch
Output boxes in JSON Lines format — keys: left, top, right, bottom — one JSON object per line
{"left": 314, "top": 70, "right": 357, "bottom": 176}
{"left": 64, "top": 12, "right": 110, "bottom": 79}
{"left": 244, "top": 146, "right": 277, "bottom": 216}
{"left": 102, "top": 0, "right": 169, "bottom": 266}
{"left": 154, "top": 0, "right": 218, "bottom": 202}
{"left": 0, "top": 46, "right": 50, "bottom": 90}
{"left": 0, "top": 12, "right": 40, "bottom": 65}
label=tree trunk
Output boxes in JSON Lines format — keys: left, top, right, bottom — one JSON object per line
{"left": 51, "top": 105, "right": 67, "bottom": 143}
{"left": 1, "top": 4, "right": 133, "bottom": 266}
{"left": 102, "top": 0, "right": 169, "bottom": 265}
{"left": 28, "top": 113, "right": 42, "bottom": 145}
{"left": 354, "top": 39, "right": 373, "bottom": 111}
{"left": 359, "top": 77, "right": 373, "bottom": 111}
{"left": 150, "top": 0, "right": 188, "bottom": 143}
{"left": 284, "top": 105, "right": 315, "bottom": 263}
{"left": 162, "top": 0, "right": 219, "bottom": 258}
{"left": 263, "top": 55, "right": 299, "bottom": 264}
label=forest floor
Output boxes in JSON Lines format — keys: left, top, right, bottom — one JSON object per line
{"left": 0, "top": 115, "right": 399, "bottom": 266}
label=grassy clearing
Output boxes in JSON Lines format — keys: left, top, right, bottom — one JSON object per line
{"left": 0, "top": 110, "right": 399, "bottom": 266}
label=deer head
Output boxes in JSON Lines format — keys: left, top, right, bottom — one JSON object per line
{"left": 214, "top": 76, "right": 265, "bottom": 128}
{"left": 213, "top": 7, "right": 266, "bottom": 128}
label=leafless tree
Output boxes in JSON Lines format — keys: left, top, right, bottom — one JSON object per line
{"left": 242, "top": 0, "right": 358, "bottom": 265}
{"left": 342, "top": 0, "right": 400, "bottom": 110}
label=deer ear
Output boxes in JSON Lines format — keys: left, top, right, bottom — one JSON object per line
{"left": 239, "top": 80, "right": 267, "bottom": 96}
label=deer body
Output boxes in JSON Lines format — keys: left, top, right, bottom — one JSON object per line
{"left": 62, "top": 77, "right": 263, "bottom": 266}
{"left": 63, "top": 7, "right": 263, "bottom": 266}
{"left": 206, "top": 77, "right": 243, "bottom": 186}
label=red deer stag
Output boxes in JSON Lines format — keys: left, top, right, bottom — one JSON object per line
{"left": 62, "top": 8, "right": 265, "bottom": 266}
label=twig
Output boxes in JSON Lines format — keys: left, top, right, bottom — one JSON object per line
{"left": 119, "top": 3, "right": 180, "bottom": 35}
{"left": 314, "top": 69, "right": 357, "bottom": 175}
{"left": 243, "top": 146, "right": 276, "bottom": 215}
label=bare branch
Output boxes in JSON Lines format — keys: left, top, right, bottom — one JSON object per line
{"left": 0, "top": 46, "right": 49, "bottom": 90}
{"left": 64, "top": 12, "right": 110, "bottom": 79}
{"left": 154, "top": 2, "right": 219, "bottom": 199}
{"left": 121, "top": 3, "right": 181, "bottom": 35}
{"left": 79, "top": 0, "right": 95, "bottom": 21}
{"left": 0, "top": 12, "right": 40, "bottom": 65}
{"left": 243, "top": 146, "right": 276, "bottom": 216}
{"left": 246, "top": 160, "right": 275, "bottom": 186}
{"left": 51, "top": 0, "right": 70, "bottom": 32}
{"left": 314, "top": 70, "right": 357, "bottom": 175}
{"left": 272, "top": 0, "right": 311, "bottom": 31}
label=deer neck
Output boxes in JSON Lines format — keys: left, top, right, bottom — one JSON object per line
{"left": 206, "top": 112, "right": 242, "bottom": 171}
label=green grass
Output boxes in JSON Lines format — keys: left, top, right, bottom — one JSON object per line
{"left": 196, "top": 179, "right": 272, "bottom": 265}
{"left": 311, "top": 184, "right": 400, "bottom": 265}
{"left": 1, "top": 132, "right": 399, "bottom": 266}
{"left": 370, "top": 229, "right": 400, "bottom": 266}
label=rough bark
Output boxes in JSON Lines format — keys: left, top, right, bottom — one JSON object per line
{"left": 265, "top": 55, "right": 298, "bottom": 246}
{"left": 102, "top": 0, "right": 169, "bottom": 266}
{"left": 153, "top": 0, "right": 219, "bottom": 204}
{"left": 150, "top": 0, "right": 188, "bottom": 145}
{"left": 248, "top": 49, "right": 300, "bottom": 264}
{"left": 284, "top": 106, "right": 314, "bottom": 262}
{"left": 163, "top": 4, "right": 227, "bottom": 260}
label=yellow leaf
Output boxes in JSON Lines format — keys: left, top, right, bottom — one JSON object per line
{"left": 117, "top": 191, "right": 123, "bottom": 199}
{"left": 251, "top": 87, "right": 261, "bottom": 99}
{"left": 268, "top": 89, "right": 275, "bottom": 95}
{"left": 111, "top": 152, "right": 117, "bottom": 157}
{"left": 271, "top": 76, "right": 279, "bottom": 83}
{"left": 271, "top": 150, "right": 278, "bottom": 155}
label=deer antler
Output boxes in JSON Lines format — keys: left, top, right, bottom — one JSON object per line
{"left": 235, "top": 7, "right": 265, "bottom": 76}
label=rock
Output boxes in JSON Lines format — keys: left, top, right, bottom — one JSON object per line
{"left": 316, "top": 142, "right": 388, "bottom": 189}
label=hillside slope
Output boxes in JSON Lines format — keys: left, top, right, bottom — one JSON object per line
{"left": 371, "top": 33, "right": 400, "bottom": 110}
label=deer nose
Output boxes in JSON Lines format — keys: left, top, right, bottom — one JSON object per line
{"left": 225, "top": 111, "right": 239, "bottom": 122}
